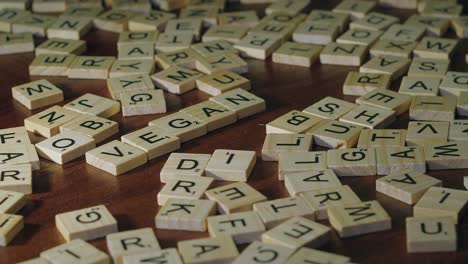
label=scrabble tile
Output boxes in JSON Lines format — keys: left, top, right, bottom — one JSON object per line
{"left": 151, "top": 66, "right": 204, "bottom": 94}
{"left": 409, "top": 96, "right": 456, "bottom": 121}
{"left": 40, "top": 239, "right": 110, "bottom": 264}
{"left": 449, "top": 120, "right": 468, "bottom": 141}
{"left": 205, "top": 182, "right": 267, "bottom": 214}
{"left": 109, "top": 59, "right": 155, "bottom": 78}
{"left": 407, "top": 58, "right": 449, "bottom": 79}
{"left": 0, "top": 213, "right": 23, "bottom": 246}
{"left": 165, "top": 18, "right": 202, "bottom": 41}
{"left": 47, "top": 17, "right": 93, "bottom": 40}
{"left": 179, "top": 6, "right": 218, "bottom": 27}
{"left": 261, "top": 133, "right": 313, "bottom": 161}
{"left": 121, "top": 126, "right": 180, "bottom": 161}
{"left": 106, "top": 228, "right": 160, "bottom": 264}
{"left": 189, "top": 0, "right": 225, "bottom": 10}
{"left": 451, "top": 16, "right": 468, "bottom": 38}
{"left": 12, "top": 79, "right": 63, "bottom": 110}
{"left": 0, "top": 9, "right": 28, "bottom": 33}
{"left": 155, "top": 198, "right": 216, "bottom": 231}
{"left": 350, "top": 12, "right": 398, "bottom": 31}
{"left": 0, "top": 190, "right": 26, "bottom": 214}
{"left": 357, "top": 129, "right": 406, "bottom": 148}
{"left": 307, "top": 120, "right": 362, "bottom": 149}
{"left": 262, "top": 216, "right": 330, "bottom": 250}
{"left": 64, "top": 93, "right": 120, "bottom": 118}
{"left": 195, "top": 53, "right": 247, "bottom": 75}
{"left": 278, "top": 151, "right": 327, "bottom": 181}
{"left": 376, "top": 145, "right": 426, "bottom": 175}
{"left": 421, "top": 2, "right": 462, "bottom": 18}
{"left": 24, "top": 106, "right": 80, "bottom": 138}
{"left": 439, "top": 71, "right": 468, "bottom": 97}
{"left": 406, "top": 216, "right": 456, "bottom": 253}
{"left": 457, "top": 91, "right": 468, "bottom": 117}
{"left": 356, "top": 89, "right": 411, "bottom": 116}
{"left": 399, "top": 76, "right": 440, "bottom": 97}
{"left": 413, "top": 37, "right": 458, "bottom": 60}
{"left": 301, "top": 185, "right": 361, "bottom": 220}
{"left": 196, "top": 70, "right": 250, "bottom": 96}
{"left": 234, "top": 33, "right": 282, "bottom": 60}
{"left": 191, "top": 40, "right": 237, "bottom": 57}
{"left": 328, "top": 200, "right": 391, "bottom": 238}
{"left": 68, "top": 56, "right": 116, "bottom": 79}
{"left": 159, "top": 153, "right": 210, "bottom": 183}
{"left": 414, "top": 187, "right": 468, "bottom": 223}
{"left": 35, "top": 38, "right": 86, "bottom": 56}
{"left": 306, "top": 10, "right": 350, "bottom": 33}
{"left": 117, "top": 31, "right": 158, "bottom": 50}
{"left": 0, "top": 1, "right": 30, "bottom": 11}
{"left": 233, "top": 241, "right": 293, "bottom": 264}
{"left": 207, "top": 211, "right": 265, "bottom": 244}
{"left": 29, "top": 54, "right": 76, "bottom": 77}
{"left": 154, "top": 48, "right": 200, "bottom": 70}
{"left": 113, "top": 0, "right": 151, "bottom": 13}
{"left": 218, "top": 11, "right": 259, "bottom": 28}
{"left": 360, "top": 56, "right": 410, "bottom": 81}
{"left": 55, "top": 205, "right": 118, "bottom": 241}
{"left": 0, "top": 127, "right": 31, "bottom": 146}
{"left": 0, "top": 164, "right": 32, "bottom": 194}
{"left": 85, "top": 140, "right": 147, "bottom": 176}
{"left": 249, "top": 21, "right": 296, "bottom": 42}
{"left": 336, "top": 28, "right": 382, "bottom": 46}
{"left": 376, "top": 170, "right": 441, "bottom": 205}
{"left": 380, "top": 24, "right": 425, "bottom": 42}
{"left": 253, "top": 197, "right": 315, "bottom": 228}
{"left": 60, "top": 115, "right": 119, "bottom": 144}
{"left": 285, "top": 169, "right": 341, "bottom": 196}
{"left": 424, "top": 141, "right": 468, "bottom": 170}
{"left": 285, "top": 247, "right": 351, "bottom": 264}
{"left": 209, "top": 88, "right": 266, "bottom": 119}
{"left": 202, "top": 25, "right": 248, "bottom": 44}
{"left": 292, "top": 21, "right": 339, "bottom": 45}
{"left": 32, "top": 0, "right": 66, "bottom": 13}
{"left": 327, "top": 148, "right": 376, "bottom": 176}
{"left": 259, "top": 12, "right": 306, "bottom": 26}
{"left": 16, "top": 258, "right": 49, "bottom": 264}
{"left": 343, "top": 72, "right": 391, "bottom": 96}
{"left": 0, "top": 32, "right": 34, "bottom": 55}
{"left": 180, "top": 101, "right": 237, "bottom": 131}
{"left": 332, "top": 0, "right": 376, "bottom": 20}
{"left": 121, "top": 89, "right": 166, "bottom": 117}
{"left": 156, "top": 0, "right": 190, "bottom": 11}
{"left": 370, "top": 39, "right": 418, "bottom": 58}
{"left": 122, "top": 248, "right": 183, "bottom": 264}
{"left": 0, "top": 145, "right": 38, "bottom": 171}
{"left": 157, "top": 175, "right": 213, "bottom": 205}
{"left": 406, "top": 121, "right": 449, "bottom": 146}
{"left": 148, "top": 112, "right": 207, "bottom": 143}
{"left": 265, "top": 0, "right": 307, "bottom": 15}
{"left": 107, "top": 74, "right": 154, "bottom": 100}
{"left": 12, "top": 14, "right": 56, "bottom": 37}
{"left": 319, "top": 42, "right": 368, "bottom": 66}
{"left": 35, "top": 131, "right": 95, "bottom": 164}
{"left": 118, "top": 43, "right": 154, "bottom": 60}
{"left": 272, "top": 41, "right": 322, "bottom": 67}
{"left": 339, "top": 105, "right": 396, "bottom": 129}
{"left": 62, "top": 6, "right": 103, "bottom": 18}
{"left": 303, "top": 97, "right": 357, "bottom": 120}
{"left": 266, "top": 110, "right": 323, "bottom": 134}
{"left": 128, "top": 11, "right": 175, "bottom": 32}
{"left": 204, "top": 149, "right": 255, "bottom": 182}
{"left": 465, "top": 176, "right": 468, "bottom": 190}
{"left": 177, "top": 235, "right": 238, "bottom": 264}
{"left": 405, "top": 15, "right": 449, "bottom": 36}
{"left": 93, "top": 10, "right": 133, "bottom": 33}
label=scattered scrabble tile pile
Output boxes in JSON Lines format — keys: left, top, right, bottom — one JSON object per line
{"left": 0, "top": 0, "right": 468, "bottom": 263}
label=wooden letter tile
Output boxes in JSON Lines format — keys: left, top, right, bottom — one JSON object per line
{"left": 24, "top": 105, "right": 80, "bottom": 138}
{"left": 327, "top": 148, "right": 377, "bottom": 176}
{"left": 0, "top": 32, "right": 34, "bottom": 55}
{"left": 286, "top": 247, "right": 351, "bottom": 264}
{"left": 195, "top": 53, "right": 247, "bottom": 75}
{"left": 205, "top": 182, "right": 267, "bottom": 214}
{"left": 233, "top": 241, "right": 293, "bottom": 264}
{"left": 47, "top": 17, "right": 93, "bottom": 40}
{"left": 68, "top": 56, "right": 116, "bottom": 80}
{"left": 196, "top": 70, "right": 250, "bottom": 96}
{"left": 307, "top": 120, "right": 362, "bottom": 149}
{"left": 356, "top": 89, "right": 412, "bottom": 116}
{"left": 118, "top": 43, "right": 154, "bottom": 60}
{"left": 262, "top": 216, "right": 331, "bottom": 250}
{"left": 29, "top": 54, "right": 76, "bottom": 77}
{"left": 180, "top": 101, "right": 237, "bottom": 132}
{"left": 107, "top": 74, "right": 155, "bottom": 101}
{"left": 12, "top": 14, "right": 56, "bottom": 37}
{"left": 404, "top": 15, "right": 449, "bottom": 36}
{"left": 207, "top": 211, "right": 265, "bottom": 244}
{"left": 292, "top": 21, "right": 339, "bottom": 45}
{"left": 306, "top": 10, "right": 349, "bottom": 33}
{"left": 151, "top": 66, "right": 204, "bottom": 95}
{"left": 0, "top": 190, "right": 26, "bottom": 214}
{"left": 117, "top": 31, "right": 158, "bottom": 49}
{"left": 35, "top": 131, "right": 95, "bottom": 164}
{"left": 204, "top": 149, "right": 256, "bottom": 182}
{"left": 122, "top": 248, "right": 183, "bottom": 264}
{"left": 350, "top": 12, "right": 398, "bottom": 31}
{"left": 202, "top": 25, "right": 248, "bottom": 44}
{"left": 449, "top": 120, "right": 468, "bottom": 141}
{"left": 409, "top": 96, "right": 456, "bottom": 121}
{"left": 0, "top": 164, "right": 32, "bottom": 194}
{"left": 278, "top": 151, "right": 327, "bottom": 181}
{"left": 159, "top": 153, "right": 211, "bottom": 183}
{"left": 408, "top": 58, "right": 449, "bottom": 79}
{"left": 370, "top": 39, "right": 418, "bottom": 58}
{"left": 177, "top": 235, "right": 239, "bottom": 264}
{"left": 155, "top": 32, "right": 193, "bottom": 53}
{"left": 376, "top": 146, "right": 426, "bottom": 175}
{"left": 218, "top": 11, "right": 259, "bottom": 28}
{"left": 439, "top": 71, "right": 468, "bottom": 97}
{"left": 106, "top": 228, "right": 160, "bottom": 264}
{"left": 155, "top": 198, "right": 216, "bottom": 231}
{"left": 165, "top": 18, "right": 202, "bottom": 41}
{"left": 234, "top": 33, "right": 282, "bottom": 60}
{"left": 406, "top": 216, "right": 456, "bottom": 253}
{"left": 414, "top": 187, "right": 468, "bottom": 223}
{"left": 253, "top": 197, "right": 315, "bottom": 228}
{"left": 360, "top": 56, "right": 410, "bottom": 81}
{"left": 457, "top": 91, "right": 468, "bottom": 117}
{"left": 343, "top": 72, "right": 391, "bottom": 96}
{"left": 413, "top": 37, "right": 458, "bottom": 60}
{"left": 303, "top": 96, "right": 358, "bottom": 120}
{"left": 12, "top": 79, "right": 64, "bottom": 110}
{"left": 357, "top": 129, "right": 406, "bottom": 148}
{"left": 64, "top": 93, "right": 120, "bottom": 118}
{"left": 399, "top": 76, "right": 440, "bottom": 97}
{"left": 424, "top": 141, "right": 468, "bottom": 170}
{"left": 0, "top": 213, "right": 23, "bottom": 246}
{"left": 121, "top": 90, "right": 166, "bottom": 117}
{"left": 55, "top": 205, "right": 118, "bottom": 241}
{"left": 328, "top": 200, "right": 391, "bottom": 238}
{"left": 85, "top": 140, "right": 147, "bottom": 176}
{"left": 0, "top": 127, "right": 31, "bottom": 146}
{"left": 35, "top": 38, "right": 86, "bottom": 56}
{"left": 332, "top": 0, "right": 376, "bottom": 20}
{"left": 261, "top": 133, "right": 313, "bottom": 161}
{"left": 339, "top": 105, "right": 396, "bottom": 129}
{"left": 272, "top": 41, "right": 323, "bottom": 67}
{"left": 406, "top": 121, "right": 449, "bottom": 146}
{"left": 319, "top": 42, "right": 368, "bottom": 66}
{"left": 154, "top": 48, "right": 199, "bottom": 70}
{"left": 380, "top": 24, "right": 425, "bottom": 42}
{"left": 0, "top": 146, "right": 38, "bottom": 171}
{"left": 148, "top": 112, "right": 207, "bottom": 143}
{"left": 157, "top": 175, "right": 213, "bottom": 205}
{"left": 336, "top": 28, "right": 382, "bottom": 46}
{"left": 93, "top": 10, "right": 133, "bottom": 33}
{"left": 266, "top": 110, "right": 322, "bottom": 134}
{"left": 40, "top": 239, "right": 110, "bottom": 263}
{"left": 209, "top": 88, "right": 266, "bottom": 119}
{"left": 192, "top": 40, "right": 237, "bottom": 57}
{"left": 109, "top": 59, "right": 155, "bottom": 78}
{"left": 376, "top": 169, "right": 441, "bottom": 205}
{"left": 285, "top": 169, "right": 342, "bottom": 196}
{"left": 60, "top": 115, "right": 119, "bottom": 144}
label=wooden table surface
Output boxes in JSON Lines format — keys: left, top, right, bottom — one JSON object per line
{"left": 1, "top": 1, "right": 468, "bottom": 263}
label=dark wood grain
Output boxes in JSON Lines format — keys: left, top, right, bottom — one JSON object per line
{"left": 1, "top": 2, "right": 468, "bottom": 263}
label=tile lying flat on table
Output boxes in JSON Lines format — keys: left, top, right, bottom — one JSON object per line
{"left": 148, "top": 112, "right": 207, "bottom": 143}
{"left": 209, "top": 88, "right": 266, "bottom": 119}
{"left": 234, "top": 33, "right": 282, "bottom": 60}
{"left": 40, "top": 239, "right": 110, "bottom": 264}
{"left": 196, "top": 70, "right": 250, "bottom": 96}
{"left": 159, "top": 153, "right": 211, "bottom": 183}
{"left": 35, "top": 38, "right": 86, "bottom": 56}
{"left": 207, "top": 211, "right": 266, "bottom": 244}
{"left": 0, "top": 33, "right": 35, "bottom": 55}
{"left": 107, "top": 74, "right": 155, "bottom": 101}
{"left": 0, "top": 164, "right": 33, "bottom": 194}
{"left": 24, "top": 106, "right": 80, "bottom": 138}
{"left": 307, "top": 120, "right": 362, "bottom": 149}
{"left": 292, "top": 21, "right": 340, "bottom": 45}
{"left": 64, "top": 93, "right": 120, "bottom": 118}
{"left": 233, "top": 241, "right": 294, "bottom": 264}
{"left": 46, "top": 17, "right": 93, "bottom": 40}
{"left": 398, "top": 76, "right": 440, "bottom": 97}
{"left": 60, "top": 115, "right": 119, "bottom": 144}
{"left": 253, "top": 196, "right": 315, "bottom": 228}
{"left": 278, "top": 151, "right": 327, "bottom": 181}
{"left": 177, "top": 235, "right": 239, "bottom": 264}
{"left": 151, "top": 66, "right": 204, "bottom": 95}
{"left": 122, "top": 248, "right": 183, "bottom": 264}
{"left": 106, "top": 228, "right": 160, "bottom": 264}
{"left": 93, "top": 9, "right": 134, "bottom": 33}
{"left": 339, "top": 105, "right": 396, "bottom": 129}
{"left": 350, "top": 12, "right": 399, "bottom": 31}
{"left": 332, "top": 0, "right": 376, "bottom": 20}
{"left": 204, "top": 149, "right": 256, "bottom": 182}
{"left": 424, "top": 141, "right": 468, "bottom": 170}
{"left": 404, "top": 15, "right": 450, "bottom": 37}
{"left": 35, "top": 131, "right": 95, "bottom": 164}
{"left": 266, "top": 110, "right": 323, "bottom": 134}
{"left": 121, "top": 89, "right": 166, "bottom": 117}
{"left": 406, "top": 216, "right": 457, "bottom": 253}
{"left": 156, "top": 198, "right": 216, "bottom": 231}
{"left": 262, "top": 133, "right": 313, "bottom": 161}
{"left": 109, "top": 59, "right": 155, "bottom": 78}
{"left": 68, "top": 56, "right": 116, "bottom": 80}
{"left": 0, "top": 190, "right": 26, "bottom": 214}
{"left": 29, "top": 54, "right": 76, "bottom": 77}
{"left": 342, "top": 72, "right": 391, "bottom": 96}
{"left": 407, "top": 57, "right": 450, "bottom": 79}
{"left": 406, "top": 121, "right": 449, "bottom": 146}
{"left": 206, "top": 182, "right": 267, "bottom": 214}
{"left": 359, "top": 56, "right": 410, "bottom": 81}
{"left": 0, "top": 213, "right": 23, "bottom": 246}
{"left": 409, "top": 96, "right": 456, "bottom": 122}
{"left": 413, "top": 37, "right": 458, "bottom": 60}
{"left": 303, "top": 96, "right": 358, "bottom": 120}
{"left": 157, "top": 175, "right": 213, "bottom": 205}
{"left": 356, "top": 89, "right": 412, "bottom": 116}
{"left": 286, "top": 247, "right": 351, "bottom": 264}
{"left": 319, "top": 42, "right": 368, "bottom": 66}
{"left": 0, "top": 126, "right": 31, "bottom": 146}
{"left": 327, "top": 148, "right": 377, "bottom": 176}
{"left": 12, "top": 79, "right": 64, "bottom": 110}
{"left": 357, "top": 129, "right": 406, "bottom": 148}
